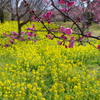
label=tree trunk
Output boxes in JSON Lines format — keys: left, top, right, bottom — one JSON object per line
{"left": 63, "top": 15, "right": 66, "bottom": 22}
{"left": 0, "top": 9, "right": 4, "bottom": 23}
{"left": 17, "top": 20, "right": 22, "bottom": 37}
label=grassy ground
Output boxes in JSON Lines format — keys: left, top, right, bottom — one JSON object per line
{"left": 89, "top": 23, "right": 100, "bottom": 36}
{"left": 54, "top": 21, "right": 100, "bottom": 36}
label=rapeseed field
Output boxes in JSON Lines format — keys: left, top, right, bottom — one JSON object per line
{"left": 0, "top": 21, "right": 100, "bottom": 100}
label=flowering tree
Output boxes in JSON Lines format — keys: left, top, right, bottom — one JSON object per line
{"left": 1, "top": 0, "right": 100, "bottom": 50}
{"left": 88, "top": 0, "right": 100, "bottom": 23}
{"left": 24, "top": 0, "right": 100, "bottom": 50}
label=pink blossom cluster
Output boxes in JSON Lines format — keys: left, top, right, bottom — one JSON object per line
{"left": 60, "top": 34, "right": 68, "bottom": 40}
{"left": 2, "top": 29, "right": 37, "bottom": 47}
{"left": 97, "top": 44, "right": 100, "bottom": 50}
{"left": 31, "top": 17, "right": 40, "bottom": 22}
{"left": 46, "top": 34, "right": 53, "bottom": 40}
{"left": 3, "top": 32, "right": 19, "bottom": 46}
{"left": 26, "top": 27, "right": 35, "bottom": 31}
{"left": 60, "top": 8, "right": 68, "bottom": 12}
{"left": 58, "top": 0, "right": 66, "bottom": 4}
{"left": 66, "top": 1, "right": 75, "bottom": 7}
{"left": 41, "top": 11, "right": 53, "bottom": 20}
{"left": 81, "top": 0, "right": 87, "bottom": 1}
{"left": 58, "top": 0, "right": 75, "bottom": 7}
{"left": 58, "top": 26, "right": 72, "bottom": 35}
{"left": 58, "top": 40, "right": 75, "bottom": 48}
{"left": 26, "top": 32, "right": 37, "bottom": 38}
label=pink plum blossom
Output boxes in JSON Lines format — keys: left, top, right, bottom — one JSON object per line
{"left": 26, "top": 32, "right": 33, "bottom": 37}
{"left": 28, "top": 37, "right": 31, "bottom": 40}
{"left": 86, "top": 32, "right": 92, "bottom": 37}
{"left": 26, "top": 27, "right": 35, "bottom": 31}
{"left": 47, "top": 11, "right": 52, "bottom": 15}
{"left": 49, "top": 29, "right": 55, "bottom": 31}
{"left": 66, "top": 1, "right": 75, "bottom": 7}
{"left": 83, "top": 25, "right": 88, "bottom": 28}
{"left": 70, "top": 36, "right": 75, "bottom": 40}
{"left": 33, "top": 34, "right": 37, "bottom": 37}
{"left": 21, "top": 37, "right": 25, "bottom": 41}
{"left": 60, "top": 35, "right": 68, "bottom": 40}
{"left": 60, "top": 8, "right": 68, "bottom": 12}
{"left": 64, "top": 28, "right": 72, "bottom": 35}
{"left": 77, "top": 17, "right": 81, "bottom": 22}
{"left": 21, "top": 31, "right": 25, "bottom": 34}
{"left": 97, "top": 44, "right": 100, "bottom": 50}
{"left": 81, "top": 0, "right": 87, "bottom": 1}
{"left": 41, "top": 14, "right": 47, "bottom": 20}
{"left": 15, "top": 37, "right": 19, "bottom": 40}
{"left": 3, "top": 33, "right": 8, "bottom": 37}
{"left": 46, "top": 11, "right": 53, "bottom": 19}
{"left": 9, "top": 40, "right": 14, "bottom": 44}
{"left": 41, "top": 11, "right": 53, "bottom": 20}
{"left": 3, "top": 44, "right": 10, "bottom": 47}
{"left": 58, "top": 0, "right": 66, "bottom": 4}
{"left": 50, "top": 3, "right": 53, "bottom": 5}
{"left": 68, "top": 41, "right": 74, "bottom": 48}
{"left": 58, "top": 26, "right": 65, "bottom": 33}
{"left": 44, "top": 0, "right": 48, "bottom": 3}
{"left": 31, "top": 17, "right": 39, "bottom": 22}
{"left": 10, "top": 36, "right": 15, "bottom": 39}
{"left": 33, "top": 40, "right": 37, "bottom": 43}
{"left": 78, "top": 36, "right": 85, "bottom": 41}
{"left": 57, "top": 41, "right": 62, "bottom": 45}
{"left": 46, "top": 35, "right": 53, "bottom": 40}
{"left": 11, "top": 32, "right": 19, "bottom": 36}
{"left": 47, "top": 20, "right": 52, "bottom": 24}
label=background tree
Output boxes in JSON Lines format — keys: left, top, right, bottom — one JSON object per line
{"left": 0, "top": 0, "right": 10, "bottom": 23}
{"left": 6, "top": 0, "right": 47, "bottom": 36}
